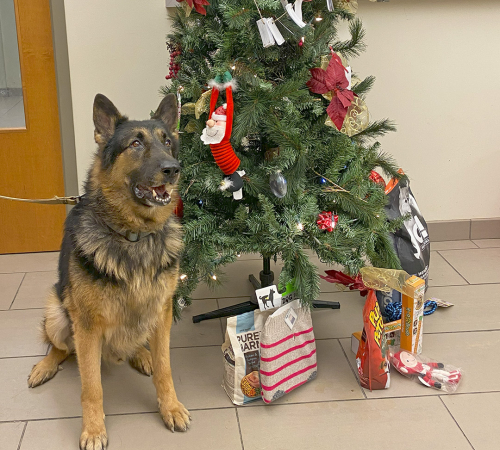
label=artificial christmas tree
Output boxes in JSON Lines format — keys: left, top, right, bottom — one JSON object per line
{"left": 163, "top": 0, "right": 404, "bottom": 318}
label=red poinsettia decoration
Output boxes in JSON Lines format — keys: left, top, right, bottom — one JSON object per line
{"left": 369, "top": 170, "right": 386, "bottom": 188}
{"left": 306, "top": 52, "right": 354, "bottom": 130}
{"left": 176, "top": 0, "right": 210, "bottom": 15}
{"left": 317, "top": 211, "right": 338, "bottom": 232}
{"left": 320, "top": 270, "right": 369, "bottom": 297}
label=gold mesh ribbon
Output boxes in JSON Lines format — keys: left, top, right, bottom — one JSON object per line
{"left": 340, "top": 96, "right": 370, "bottom": 137}
{"left": 181, "top": 90, "right": 211, "bottom": 120}
{"left": 335, "top": 0, "right": 359, "bottom": 14}
{"left": 360, "top": 267, "right": 415, "bottom": 296}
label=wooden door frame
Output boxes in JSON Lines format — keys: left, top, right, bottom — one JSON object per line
{"left": 49, "top": 0, "right": 79, "bottom": 201}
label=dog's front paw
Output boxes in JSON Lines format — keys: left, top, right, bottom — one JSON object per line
{"left": 159, "top": 400, "right": 191, "bottom": 432}
{"left": 80, "top": 425, "right": 108, "bottom": 450}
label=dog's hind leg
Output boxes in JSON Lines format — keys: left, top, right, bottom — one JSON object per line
{"left": 28, "top": 289, "right": 72, "bottom": 388}
{"left": 128, "top": 346, "right": 153, "bottom": 376}
{"left": 28, "top": 346, "right": 69, "bottom": 387}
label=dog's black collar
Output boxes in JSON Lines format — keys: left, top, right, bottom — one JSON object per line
{"left": 104, "top": 220, "right": 153, "bottom": 242}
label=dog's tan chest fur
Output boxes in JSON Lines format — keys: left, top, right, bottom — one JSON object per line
{"left": 66, "top": 259, "right": 179, "bottom": 362}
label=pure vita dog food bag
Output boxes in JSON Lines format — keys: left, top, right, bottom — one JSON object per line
{"left": 222, "top": 309, "right": 271, "bottom": 405}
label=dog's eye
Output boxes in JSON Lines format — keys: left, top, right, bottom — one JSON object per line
{"left": 131, "top": 140, "right": 141, "bottom": 148}
{"left": 165, "top": 138, "right": 171, "bottom": 147}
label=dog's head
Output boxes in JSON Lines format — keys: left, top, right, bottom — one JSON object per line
{"left": 92, "top": 93, "right": 180, "bottom": 211}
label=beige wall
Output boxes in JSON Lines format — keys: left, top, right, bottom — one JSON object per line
{"left": 63, "top": 0, "right": 170, "bottom": 189}
{"left": 63, "top": 0, "right": 500, "bottom": 221}
{"left": 353, "top": 0, "right": 500, "bottom": 221}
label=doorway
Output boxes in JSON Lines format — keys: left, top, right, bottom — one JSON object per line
{"left": 0, "top": 0, "right": 66, "bottom": 254}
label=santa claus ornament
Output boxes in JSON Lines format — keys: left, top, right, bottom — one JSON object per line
{"left": 201, "top": 72, "right": 244, "bottom": 200}
{"left": 391, "top": 350, "right": 462, "bottom": 393}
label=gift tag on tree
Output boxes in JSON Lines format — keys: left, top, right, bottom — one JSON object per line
{"left": 255, "top": 285, "right": 282, "bottom": 311}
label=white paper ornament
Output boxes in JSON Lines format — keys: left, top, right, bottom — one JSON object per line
{"left": 280, "top": 0, "right": 306, "bottom": 28}
{"left": 265, "top": 18, "right": 285, "bottom": 45}
{"left": 257, "top": 18, "right": 275, "bottom": 48}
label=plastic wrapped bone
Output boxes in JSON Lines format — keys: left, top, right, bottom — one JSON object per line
{"left": 359, "top": 267, "right": 414, "bottom": 296}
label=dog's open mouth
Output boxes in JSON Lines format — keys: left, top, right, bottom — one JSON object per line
{"left": 134, "top": 184, "right": 172, "bottom": 206}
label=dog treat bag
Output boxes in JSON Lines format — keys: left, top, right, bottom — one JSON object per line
{"left": 356, "top": 290, "right": 391, "bottom": 390}
{"left": 222, "top": 309, "right": 271, "bottom": 405}
{"left": 379, "top": 173, "right": 430, "bottom": 318}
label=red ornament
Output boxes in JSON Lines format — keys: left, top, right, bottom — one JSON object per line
{"left": 176, "top": 0, "right": 210, "bottom": 15}
{"left": 306, "top": 51, "right": 354, "bottom": 130}
{"left": 166, "top": 43, "right": 182, "bottom": 80}
{"left": 174, "top": 197, "right": 184, "bottom": 219}
{"left": 317, "top": 211, "right": 338, "bottom": 232}
{"left": 369, "top": 170, "right": 386, "bottom": 188}
{"left": 298, "top": 40, "right": 304, "bottom": 47}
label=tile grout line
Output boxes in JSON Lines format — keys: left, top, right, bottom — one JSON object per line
{"left": 436, "top": 251, "right": 471, "bottom": 285}
{"left": 16, "top": 421, "right": 27, "bottom": 450}
{"left": 1, "top": 391, "right": 500, "bottom": 424}
{"left": 0, "top": 269, "right": 56, "bottom": 275}
{"left": 234, "top": 408, "right": 246, "bottom": 450}
{"left": 0, "top": 354, "right": 49, "bottom": 360}
{"left": 8, "top": 273, "right": 26, "bottom": 310}
{"left": 336, "top": 339, "right": 366, "bottom": 399}
{"left": 438, "top": 396, "right": 475, "bottom": 450}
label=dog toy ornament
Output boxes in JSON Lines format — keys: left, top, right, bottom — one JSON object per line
{"left": 201, "top": 72, "right": 244, "bottom": 200}
{"left": 390, "top": 350, "right": 462, "bottom": 393}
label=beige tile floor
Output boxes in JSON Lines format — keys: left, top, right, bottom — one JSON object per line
{"left": 0, "top": 239, "right": 499, "bottom": 449}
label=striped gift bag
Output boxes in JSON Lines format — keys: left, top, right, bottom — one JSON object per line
{"left": 259, "top": 300, "right": 317, "bottom": 403}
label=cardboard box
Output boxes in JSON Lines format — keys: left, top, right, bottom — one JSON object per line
{"left": 351, "top": 331, "right": 362, "bottom": 354}
{"left": 400, "top": 275, "right": 425, "bottom": 354}
{"left": 351, "top": 320, "right": 401, "bottom": 354}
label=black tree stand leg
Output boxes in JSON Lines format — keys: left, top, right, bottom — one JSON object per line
{"left": 192, "top": 256, "right": 340, "bottom": 323}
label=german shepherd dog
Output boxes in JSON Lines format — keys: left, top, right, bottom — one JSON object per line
{"left": 27, "top": 93, "right": 189, "bottom": 449}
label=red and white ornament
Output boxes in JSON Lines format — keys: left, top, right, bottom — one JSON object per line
{"left": 369, "top": 170, "right": 386, "bottom": 188}
{"left": 317, "top": 211, "right": 338, "bottom": 232}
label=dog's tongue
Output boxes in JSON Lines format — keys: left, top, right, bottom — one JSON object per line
{"left": 153, "top": 185, "right": 167, "bottom": 197}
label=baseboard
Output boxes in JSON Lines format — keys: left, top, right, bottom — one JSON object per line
{"left": 428, "top": 218, "right": 500, "bottom": 241}
{"left": 0, "top": 88, "right": 23, "bottom": 97}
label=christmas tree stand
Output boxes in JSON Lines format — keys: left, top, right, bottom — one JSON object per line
{"left": 192, "top": 256, "right": 340, "bottom": 323}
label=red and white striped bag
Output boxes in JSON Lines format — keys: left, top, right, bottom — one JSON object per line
{"left": 259, "top": 300, "right": 317, "bottom": 403}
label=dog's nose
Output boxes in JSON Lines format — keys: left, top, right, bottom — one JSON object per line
{"left": 160, "top": 160, "right": 180, "bottom": 182}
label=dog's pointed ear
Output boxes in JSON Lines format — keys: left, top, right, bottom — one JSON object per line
{"left": 93, "top": 94, "right": 124, "bottom": 145}
{"left": 152, "top": 94, "right": 178, "bottom": 133}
